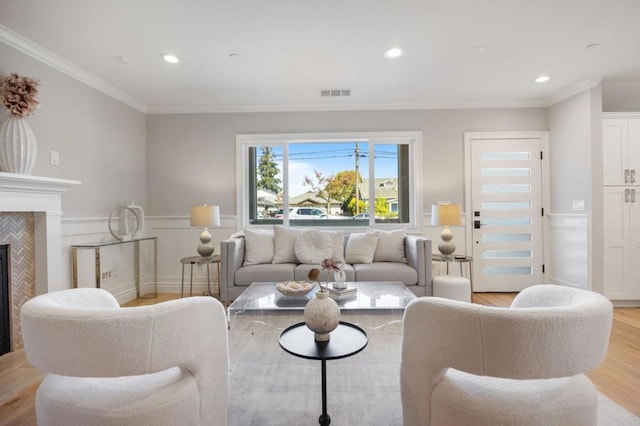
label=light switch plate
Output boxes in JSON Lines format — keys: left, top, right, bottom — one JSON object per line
{"left": 50, "top": 150, "right": 59, "bottom": 166}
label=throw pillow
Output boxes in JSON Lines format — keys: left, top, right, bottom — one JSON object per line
{"left": 294, "top": 230, "right": 334, "bottom": 264}
{"left": 272, "top": 225, "right": 301, "bottom": 264}
{"left": 345, "top": 232, "right": 379, "bottom": 264}
{"left": 243, "top": 228, "right": 274, "bottom": 265}
{"left": 373, "top": 229, "right": 406, "bottom": 262}
{"left": 323, "top": 230, "right": 345, "bottom": 263}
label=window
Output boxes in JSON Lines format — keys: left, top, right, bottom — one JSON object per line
{"left": 237, "top": 131, "right": 423, "bottom": 229}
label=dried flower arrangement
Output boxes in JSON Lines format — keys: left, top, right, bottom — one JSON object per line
{"left": 1, "top": 73, "right": 41, "bottom": 117}
{"left": 308, "top": 268, "right": 323, "bottom": 291}
{"left": 308, "top": 258, "right": 342, "bottom": 292}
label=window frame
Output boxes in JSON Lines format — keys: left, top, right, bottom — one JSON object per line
{"left": 236, "top": 131, "right": 423, "bottom": 230}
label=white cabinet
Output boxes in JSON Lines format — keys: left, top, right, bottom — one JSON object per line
{"left": 602, "top": 119, "right": 640, "bottom": 186}
{"left": 602, "top": 117, "right": 640, "bottom": 300}
{"left": 603, "top": 186, "right": 640, "bottom": 299}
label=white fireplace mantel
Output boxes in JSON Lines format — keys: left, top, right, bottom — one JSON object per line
{"left": 0, "top": 171, "right": 81, "bottom": 295}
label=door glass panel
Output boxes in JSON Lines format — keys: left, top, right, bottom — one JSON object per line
{"left": 484, "top": 250, "right": 532, "bottom": 258}
{"left": 482, "top": 184, "right": 532, "bottom": 193}
{"left": 482, "top": 201, "right": 531, "bottom": 210}
{"left": 481, "top": 168, "right": 531, "bottom": 177}
{"left": 483, "top": 233, "right": 532, "bottom": 242}
{"left": 483, "top": 266, "right": 532, "bottom": 275}
{"left": 483, "top": 217, "right": 531, "bottom": 225}
{"left": 481, "top": 152, "right": 530, "bottom": 161}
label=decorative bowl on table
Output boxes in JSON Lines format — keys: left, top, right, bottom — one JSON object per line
{"left": 276, "top": 281, "right": 315, "bottom": 297}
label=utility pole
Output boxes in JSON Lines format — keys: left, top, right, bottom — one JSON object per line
{"left": 355, "top": 143, "right": 360, "bottom": 214}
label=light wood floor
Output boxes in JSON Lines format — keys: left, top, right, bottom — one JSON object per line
{"left": 1, "top": 293, "right": 638, "bottom": 425}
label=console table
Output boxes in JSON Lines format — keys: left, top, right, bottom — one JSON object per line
{"left": 71, "top": 236, "right": 157, "bottom": 299}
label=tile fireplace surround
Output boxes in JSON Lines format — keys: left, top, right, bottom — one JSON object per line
{"left": 0, "top": 172, "right": 80, "bottom": 350}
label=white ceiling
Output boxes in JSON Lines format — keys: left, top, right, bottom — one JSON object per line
{"left": 1, "top": 0, "right": 639, "bottom": 114}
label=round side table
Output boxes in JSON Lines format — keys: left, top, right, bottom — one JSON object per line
{"left": 180, "top": 254, "right": 221, "bottom": 298}
{"left": 279, "top": 321, "right": 368, "bottom": 426}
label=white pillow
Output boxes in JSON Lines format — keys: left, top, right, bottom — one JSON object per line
{"left": 272, "top": 225, "right": 301, "bottom": 264}
{"left": 294, "top": 230, "right": 334, "bottom": 264}
{"left": 243, "top": 228, "right": 274, "bottom": 265}
{"left": 345, "top": 232, "right": 379, "bottom": 264}
{"left": 323, "top": 230, "right": 345, "bottom": 263}
{"left": 373, "top": 229, "right": 406, "bottom": 262}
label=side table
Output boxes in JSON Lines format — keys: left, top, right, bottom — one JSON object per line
{"left": 432, "top": 254, "right": 474, "bottom": 293}
{"left": 180, "top": 254, "right": 221, "bottom": 298}
{"left": 279, "top": 322, "right": 368, "bottom": 426}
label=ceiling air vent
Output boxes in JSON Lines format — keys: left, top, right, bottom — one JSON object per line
{"left": 321, "top": 89, "right": 351, "bottom": 97}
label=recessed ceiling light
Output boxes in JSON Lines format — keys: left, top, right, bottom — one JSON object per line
{"left": 384, "top": 47, "right": 404, "bottom": 59}
{"left": 160, "top": 53, "right": 179, "bottom": 64}
{"left": 535, "top": 75, "right": 550, "bottom": 83}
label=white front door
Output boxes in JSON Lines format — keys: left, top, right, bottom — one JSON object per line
{"left": 464, "top": 132, "right": 548, "bottom": 292}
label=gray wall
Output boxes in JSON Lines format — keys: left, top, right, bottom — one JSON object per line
{"left": 146, "top": 108, "right": 548, "bottom": 217}
{"left": 0, "top": 43, "right": 147, "bottom": 217}
{"left": 547, "top": 89, "right": 595, "bottom": 213}
{"left": 603, "top": 79, "right": 640, "bottom": 112}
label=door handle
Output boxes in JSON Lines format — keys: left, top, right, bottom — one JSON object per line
{"left": 625, "top": 188, "right": 630, "bottom": 203}
{"left": 632, "top": 170, "right": 636, "bottom": 184}
{"left": 625, "top": 169, "right": 630, "bottom": 183}
{"left": 474, "top": 220, "right": 481, "bottom": 229}
{"left": 632, "top": 189, "right": 637, "bottom": 203}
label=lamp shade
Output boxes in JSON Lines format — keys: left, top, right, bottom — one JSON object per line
{"left": 431, "top": 204, "right": 462, "bottom": 226}
{"left": 190, "top": 205, "right": 220, "bottom": 227}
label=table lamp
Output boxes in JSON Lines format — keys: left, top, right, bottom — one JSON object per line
{"left": 191, "top": 204, "right": 220, "bottom": 257}
{"left": 431, "top": 203, "right": 462, "bottom": 259}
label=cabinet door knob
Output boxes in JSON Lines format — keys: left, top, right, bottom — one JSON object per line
{"left": 632, "top": 189, "right": 637, "bottom": 203}
{"left": 625, "top": 188, "right": 630, "bottom": 203}
{"left": 631, "top": 170, "right": 636, "bottom": 184}
{"left": 625, "top": 169, "right": 630, "bottom": 183}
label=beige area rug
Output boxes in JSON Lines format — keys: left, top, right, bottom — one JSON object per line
{"left": 228, "top": 312, "right": 639, "bottom": 426}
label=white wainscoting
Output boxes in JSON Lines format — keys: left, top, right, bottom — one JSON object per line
{"left": 548, "top": 213, "right": 589, "bottom": 290}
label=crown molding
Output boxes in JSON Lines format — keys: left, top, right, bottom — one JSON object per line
{"left": 544, "top": 77, "right": 603, "bottom": 106}
{"left": 0, "top": 24, "right": 147, "bottom": 113}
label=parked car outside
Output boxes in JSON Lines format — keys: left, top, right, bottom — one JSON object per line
{"left": 352, "top": 213, "right": 384, "bottom": 220}
{"left": 275, "top": 207, "right": 341, "bottom": 219}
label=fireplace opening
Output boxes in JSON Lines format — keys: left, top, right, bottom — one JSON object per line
{"left": 0, "top": 244, "right": 9, "bottom": 355}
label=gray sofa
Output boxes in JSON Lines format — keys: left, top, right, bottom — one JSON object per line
{"left": 220, "top": 230, "right": 432, "bottom": 302}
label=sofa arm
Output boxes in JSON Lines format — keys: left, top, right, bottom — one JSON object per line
{"left": 405, "top": 235, "right": 433, "bottom": 296}
{"left": 220, "top": 237, "right": 245, "bottom": 302}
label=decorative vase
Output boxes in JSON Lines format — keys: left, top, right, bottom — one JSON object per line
{"left": 304, "top": 289, "right": 340, "bottom": 342}
{"left": 333, "top": 265, "right": 347, "bottom": 289}
{"left": 0, "top": 115, "right": 37, "bottom": 174}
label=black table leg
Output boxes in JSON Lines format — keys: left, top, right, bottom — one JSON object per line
{"left": 319, "top": 359, "right": 330, "bottom": 426}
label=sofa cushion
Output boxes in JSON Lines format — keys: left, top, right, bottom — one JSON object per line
{"left": 294, "top": 230, "right": 334, "bottom": 264}
{"left": 354, "top": 262, "right": 418, "bottom": 285}
{"left": 243, "top": 229, "right": 274, "bottom": 265}
{"left": 345, "top": 232, "right": 379, "bottom": 264}
{"left": 294, "top": 263, "right": 355, "bottom": 282}
{"left": 272, "top": 225, "right": 301, "bottom": 264}
{"left": 374, "top": 229, "right": 407, "bottom": 263}
{"left": 235, "top": 263, "right": 296, "bottom": 286}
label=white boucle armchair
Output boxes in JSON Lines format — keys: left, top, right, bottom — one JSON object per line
{"left": 20, "top": 288, "right": 229, "bottom": 426}
{"left": 400, "top": 284, "right": 613, "bottom": 426}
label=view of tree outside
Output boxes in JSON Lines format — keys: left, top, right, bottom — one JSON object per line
{"left": 256, "top": 147, "right": 282, "bottom": 194}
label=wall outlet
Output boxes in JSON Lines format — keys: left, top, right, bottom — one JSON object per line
{"left": 101, "top": 270, "right": 112, "bottom": 280}
{"left": 572, "top": 200, "right": 586, "bottom": 211}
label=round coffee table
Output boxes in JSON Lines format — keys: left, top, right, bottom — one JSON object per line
{"left": 279, "top": 321, "right": 368, "bottom": 426}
